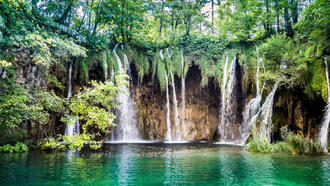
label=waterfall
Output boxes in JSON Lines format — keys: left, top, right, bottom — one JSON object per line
{"left": 170, "top": 71, "right": 180, "bottom": 140}
{"left": 65, "top": 115, "right": 80, "bottom": 138}
{"left": 111, "top": 44, "right": 140, "bottom": 141}
{"left": 166, "top": 48, "right": 180, "bottom": 140}
{"left": 110, "top": 66, "right": 115, "bottom": 82}
{"left": 65, "top": 59, "right": 80, "bottom": 137}
{"left": 254, "top": 81, "right": 280, "bottom": 142}
{"left": 219, "top": 56, "right": 229, "bottom": 140}
{"left": 240, "top": 57, "right": 265, "bottom": 144}
{"left": 103, "top": 50, "right": 108, "bottom": 81}
{"left": 165, "top": 73, "right": 172, "bottom": 141}
{"left": 181, "top": 50, "right": 186, "bottom": 135}
{"left": 244, "top": 60, "right": 286, "bottom": 142}
{"left": 66, "top": 60, "right": 73, "bottom": 100}
{"left": 219, "top": 57, "right": 237, "bottom": 142}
{"left": 319, "top": 58, "right": 330, "bottom": 152}
{"left": 160, "top": 49, "right": 172, "bottom": 141}
{"left": 160, "top": 49, "right": 164, "bottom": 61}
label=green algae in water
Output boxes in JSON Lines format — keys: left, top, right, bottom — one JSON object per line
{"left": 0, "top": 144, "right": 329, "bottom": 185}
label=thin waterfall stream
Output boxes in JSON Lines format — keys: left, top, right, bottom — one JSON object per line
{"left": 103, "top": 50, "right": 108, "bottom": 81}
{"left": 160, "top": 49, "right": 172, "bottom": 141}
{"left": 319, "top": 57, "right": 330, "bottom": 152}
{"left": 65, "top": 59, "right": 80, "bottom": 137}
{"left": 167, "top": 48, "right": 180, "bottom": 140}
{"left": 181, "top": 50, "right": 186, "bottom": 139}
{"left": 219, "top": 57, "right": 237, "bottom": 142}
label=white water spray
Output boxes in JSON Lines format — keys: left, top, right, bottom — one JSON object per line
{"left": 65, "top": 115, "right": 80, "bottom": 137}
{"left": 181, "top": 50, "right": 186, "bottom": 135}
{"left": 219, "top": 57, "right": 237, "bottom": 142}
{"left": 254, "top": 81, "right": 279, "bottom": 142}
{"left": 65, "top": 60, "right": 80, "bottom": 137}
{"left": 165, "top": 73, "right": 172, "bottom": 141}
{"left": 319, "top": 58, "right": 330, "bottom": 152}
{"left": 166, "top": 49, "right": 180, "bottom": 140}
{"left": 160, "top": 49, "right": 172, "bottom": 141}
{"left": 111, "top": 44, "right": 140, "bottom": 141}
{"left": 103, "top": 50, "right": 108, "bottom": 81}
{"left": 240, "top": 57, "right": 265, "bottom": 144}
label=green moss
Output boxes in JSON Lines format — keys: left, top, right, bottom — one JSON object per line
{"left": 304, "top": 58, "right": 328, "bottom": 101}
{"left": 79, "top": 57, "right": 90, "bottom": 83}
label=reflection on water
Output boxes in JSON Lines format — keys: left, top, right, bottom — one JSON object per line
{"left": 0, "top": 144, "right": 329, "bottom": 185}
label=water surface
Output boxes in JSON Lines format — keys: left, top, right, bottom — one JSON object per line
{"left": 0, "top": 144, "right": 329, "bottom": 185}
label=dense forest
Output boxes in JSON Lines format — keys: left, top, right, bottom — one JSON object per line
{"left": 0, "top": 0, "right": 329, "bottom": 154}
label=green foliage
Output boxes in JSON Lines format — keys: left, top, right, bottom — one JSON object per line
{"left": 304, "top": 58, "right": 328, "bottom": 101}
{"left": 0, "top": 63, "right": 30, "bottom": 128}
{"left": 127, "top": 47, "right": 150, "bottom": 80}
{"left": 181, "top": 35, "right": 228, "bottom": 59}
{"left": 259, "top": 34, "right": 307, "bottom": 88}
{"left": 157, "top": 56, "right": 167, "bottom": 91}
{"left": 248, "top": 127, "right": 322, "bottom": 155}
{"left": 69, "top": 80, "right": 121, "bottom": 133}
{"left": 39, "top": 137, "right": 66, "bottom": 151}
{"left": 280, "top": 127, "right": 321, "bottom": 155}
{"left": 28, "top": 90, "right": 65, "bottom": 126}
{"left": 247, "top": 138, "right": 272, "bottom": 153}
{"left": 0, "top": 142, "right": 28, "bottom": 153}
{"left": 271, "top": 142, "right": 292, "bottom": 153}
{"left": 41, "top": 76, "right": 126, "bottom": 151}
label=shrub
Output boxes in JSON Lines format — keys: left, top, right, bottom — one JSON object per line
{"left": 247, "top": 127, "right": 322, "bottom": 155}
{"left": 247, "top": 138, "right": 272, "bottom": 153}
{"left": 281, "top": 127, "right": 321, "bottom": 155}
{"left": 0, "top": 142, "right": 28, "bottom": 153}
{"left": 271, "top": 141, "right": 292, "bottom": 153}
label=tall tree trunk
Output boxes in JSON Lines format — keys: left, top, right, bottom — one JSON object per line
{"left": 211, "top": 0, "right": 214, "bottom": 34}
{"left": 159, "top": 0, "right": 165, "bottom": 37}
{"left": 290, "top": 0, "right": 299, "bottom": 24}
{"left": 56, "top": 1, "right": 74, "bottom": 24}
{"left": 284, "top": 5, "right": 293, "bottom": 37}
{"left": 31, "top": 0, "right": 39, "bottom": 17}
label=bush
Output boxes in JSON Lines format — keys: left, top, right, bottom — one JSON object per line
{"left": 0, "top": 142, "right": 28, "bottom": 153}
{"left": 247, "top": 138, "right": 272, "bottom": 153}
{"left": 271, "top": 141, "right": 292, "bottom": 153}
{"left": 247, "top": 127, "right": 322, "bottom": 155}
{"left": 281, "top": 127, "right": 321, "bottom": 155}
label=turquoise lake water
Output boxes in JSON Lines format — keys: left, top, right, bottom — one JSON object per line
{"left": 0, "top": 144, "right": 329, "bottom": 185}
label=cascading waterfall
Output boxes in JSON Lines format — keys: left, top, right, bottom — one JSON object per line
{"left": 254, "top": 81, "right": 280, "bottom": 141}
{"left": 165, "top": 73, "right": 172, "bottom": 141}
{"left": 245, "top": 60, "right": 286, "bottom": 142}
{"left": 181, "top": 50, "right": 186, "bottom": 135}
{"left": 111, "top": 44, "right": 140, "bottom": 141}
{"left": 65, "top": 59, "right": 80, "bottom": 137}
{"left": 219, "top": 57, "right": 237, "bottom": 142}
{"left": 319, "top": 58, "right": 330, "bottom": 152}
{"left": 65, "top": 115, "right": 80, "bottom": 138}
{"left": 66, "top": 60, "right": 73, "bottom": 100}
{"left": 166, "top": 49, "right": 180, "bottom": 140}
{"left": 160, "top": 49, "right": 172, "bottom": 141}
{"left": 170, "top": 71, "right": 180, "bottom": 140}
{"left": 219, "top": 56, "right": 229, "bottom": 140}
{"left": 240, "top": 57, "right": 265, "bottom": 144}
{"left": 110, "top": 66, "right": 115, "bottom": 82}
{"left": 103, "top": 50, "right": 108, "bottom": 81}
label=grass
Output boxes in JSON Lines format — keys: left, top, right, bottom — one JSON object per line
{"left": 247, "top": 127, "right": 322, "bottom": 155}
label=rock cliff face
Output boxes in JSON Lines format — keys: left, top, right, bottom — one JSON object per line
{"left": 14, "top": 49, "right": 46, "bottom": 89}
{"left": 127, "top": 54, "right": 323, "bottom": 142}
{"left": 132, "top": 64, "right": 221, "bottom": 141}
